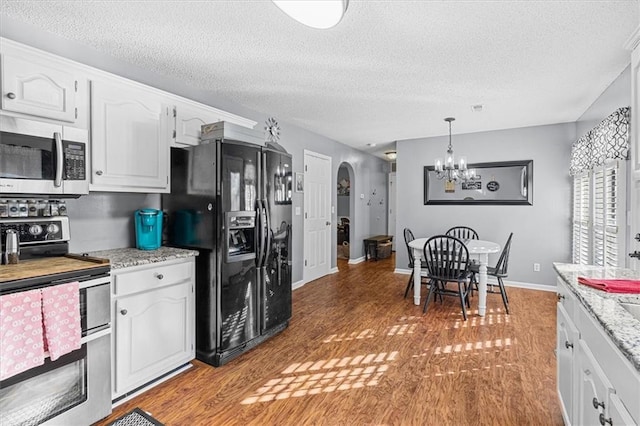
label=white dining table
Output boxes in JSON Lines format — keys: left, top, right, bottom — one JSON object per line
{"left": 408, "top": 238, "right": 501, "bottom": 317}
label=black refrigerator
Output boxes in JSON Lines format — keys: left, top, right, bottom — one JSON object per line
{"left": 162, "top": 122, "right": 292, "bottom": 367}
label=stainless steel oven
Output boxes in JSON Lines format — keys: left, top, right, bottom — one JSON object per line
{"left": 0, "top": 216, "right": 111, "bottom": 426}
{"left": 0, "top": 115, "right": 88, "bottom": 196}
{"left": 0, "top": 274, "right": 112, "bottom": 426}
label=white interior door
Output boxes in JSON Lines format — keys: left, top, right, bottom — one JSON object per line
{"left": 304, "top": 150, "right": 332, "bottom": 283}
{"left": 388, "top": 172, "right": 396, "bottom": 250}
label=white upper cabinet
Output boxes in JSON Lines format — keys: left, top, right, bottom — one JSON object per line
{"left": 170, "top": 100, "right": 257, "bottom": 147}
{"left": 90, "top": 79, "right": 169, "bottom": 192}
{"left": 626, "top": 25, "right": 640, "bottom": 270}
{"left": 0, "top": 40, "right": 87, "bottom": 127}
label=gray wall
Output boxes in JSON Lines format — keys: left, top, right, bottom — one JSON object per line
{"left": 0, "top": 17, "right": 388, "bottom": 283}
{"left": 396, "top": 123, "right": 575, "bottom": 287}
{"left": 576, "top": 65, "right": 631, "bottom": 138}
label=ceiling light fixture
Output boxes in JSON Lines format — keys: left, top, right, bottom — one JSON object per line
{"left": 272, "top": 0, "right": 349, "bottom": 29}
{"left": 434, "top": 117, "right": 477, "bottom": 184}
{"left": 385, "top": 151, "right": 397, "bottom": 161}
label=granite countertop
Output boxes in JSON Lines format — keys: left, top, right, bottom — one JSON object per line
{"left": 85, "top": 246, "right": 199, "bottom": 270}
{"left": 553, "top": 263, "right": 640, "bottom": 372}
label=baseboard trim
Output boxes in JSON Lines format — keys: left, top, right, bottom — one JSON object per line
{"left": 292, "top": 280, "right": 305, "bottom": 291}
{"left": 348, "top": 256, "right": 365, "bottom": 264}
{"left": 393, "top": 268, "right": 555, "bottom": 291}
{"left": 330, "top": 267, "right": 339, "bottom": 274}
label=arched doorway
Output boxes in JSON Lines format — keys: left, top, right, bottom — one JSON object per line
{"left": 337, "top": 162, "right": 354, "bottom": 262}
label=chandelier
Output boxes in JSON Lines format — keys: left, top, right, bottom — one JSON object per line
{"left": 434, "top": 117, "right": 477, "bottom": 184}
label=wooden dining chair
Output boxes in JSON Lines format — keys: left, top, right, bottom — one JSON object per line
{"left": 469, "top": 232, "right": 513, "bottom": 314}
{"left": 422, "top": 235, "right": 472, "bottom": 320}
{"left": 403, "top": 228, "right": 430, "bottom": 298}
{"left": 445, "top": 226, "right": 479, "bottom": 241}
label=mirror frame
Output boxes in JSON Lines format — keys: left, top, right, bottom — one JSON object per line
{"left": 423, "top": 160, "right": 533, "bottom": 205}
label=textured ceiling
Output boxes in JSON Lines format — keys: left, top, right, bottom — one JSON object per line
{"left": 1, "top": 1, "right": 638, "bottom": 157}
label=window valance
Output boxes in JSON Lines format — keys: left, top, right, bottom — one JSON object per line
{"left": 569, "top": 107, "right": 630, "bottom": 176}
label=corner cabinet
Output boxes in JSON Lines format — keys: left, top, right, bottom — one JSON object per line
{"left": 555, "top": 278, "right": 640, "bottom": 425}
{"left": 170, "top": 99, "right": 258, "bottom": 147}
{"left": 111, "top": 257, "right": 195, "bottom": 400}
{"left": 90, "top": 80, "right": 170, "bottom": 193}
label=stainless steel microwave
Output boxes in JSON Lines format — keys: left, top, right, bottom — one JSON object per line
{"left": 0, "top": 116, "right": 89, "bottom": 196}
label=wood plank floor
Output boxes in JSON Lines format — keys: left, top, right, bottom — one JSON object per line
{"left": 95, "top": 254, "right": 563, "bottom": 426}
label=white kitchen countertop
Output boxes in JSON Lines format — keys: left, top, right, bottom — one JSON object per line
{"left": 85, "top": 246, "right": 198, "bottom": 270}
{"left": 553, "top": 263, "right": 640, "bottom": 372}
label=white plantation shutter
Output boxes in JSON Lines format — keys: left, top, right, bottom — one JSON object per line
{"left": 572, "top": 173, "right": 590, "bottom": 264}
{"left": 592, "top": 161, "right": 625, "bottom": 268}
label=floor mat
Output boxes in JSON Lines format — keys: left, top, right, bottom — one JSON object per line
{"left": 107, "top": 407, "right": 164, "bottom": 426}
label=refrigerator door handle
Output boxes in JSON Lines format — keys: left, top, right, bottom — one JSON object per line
{"left": 256, "top": 200, "right": 266, "bottom": 267}
{"left": 263, "top": 198, "right": 272, "bottom": 266}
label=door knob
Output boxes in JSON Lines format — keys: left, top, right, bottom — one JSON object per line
{"left": 6, "top": 92, "right": 16, "bottom": 99}
{"left": 120, "top": 309, "right": 128, "bottom": 316}
{"left": 95, "top": 170, "right": 103, "bottom": 176}
{"left": 326, "top": 221, "right": 331, "bottom": 226}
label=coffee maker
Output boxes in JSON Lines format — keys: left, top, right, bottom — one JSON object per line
{"left": 134, "top": 209, "right": 163, "bottom": 250}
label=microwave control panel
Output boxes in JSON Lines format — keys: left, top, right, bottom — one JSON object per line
{"left": 64, "top": 142, "right": 86, "bottom": 181}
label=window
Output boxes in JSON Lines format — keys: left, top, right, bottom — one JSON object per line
{"left": 572, "top": 160, "right": 626, "bottom": 267}
{"left": 572, "top": 172, "right": 590, "bottom": 264}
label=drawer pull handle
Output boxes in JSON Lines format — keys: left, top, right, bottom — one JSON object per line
{"left": 599, "top": 413, "right": 612, "bottom": 425}
{"left": 7, "top": 92, "right": 16, "bottom": 99}
{"left": 120, "top": 309, "right": 128, "bottom": 316}
{"left": 565, "top": 341, "right": 573, "bottom": 349}
{"left": 557, "top": 294, "right": 565, "bottom": 302}
{"left": 156, "top": 274, "right": 164, "bottom": 280}
{"left": 592, "top": 397, "right": 605, "bottom": 410}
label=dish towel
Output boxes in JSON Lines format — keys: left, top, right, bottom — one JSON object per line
{"left": 0, "top": 289, "right": 45, "bottom": 381}
{"left": 577, "top": 277, "right": 640, "bottom": 293}
{"left": 41, "top": 281, "right": 81, "bottom": 361}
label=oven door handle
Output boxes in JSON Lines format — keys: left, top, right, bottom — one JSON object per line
{"left": 54, "top": 131, "right": 64, "bottom": 188}
{"left": 81, "top": 325, "right": 111, "bottom": 344}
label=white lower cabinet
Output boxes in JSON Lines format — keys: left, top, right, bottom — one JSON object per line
{"left": 576, "top": 340, "right": 614, "bottom": 426}
{"left": 557, "top": 303, "right": 579, "bottom": 425}
{"left": 112, "top": 257, "right": 195, "bottom": 399}
{"left": 556, "top": 278, "right": 639, "bottom": 426}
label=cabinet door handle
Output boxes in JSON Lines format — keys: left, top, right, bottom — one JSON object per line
{"left": 599, "top": 413, "right": 612, "bottom": 425}
{"left": 565, "top": 341, "right": 573, "bottom": 349}
{"left": 557, "top": 294, "right": 565, "bottom": 302}
{"left": 592, "top": 397, "right": 605, "bottom": 410}
{"left": 6, "top": 92, "right": 16, "bottom": 99}
{"left": 95, "top": 170, "right": 103, "bottom": 176}
{"left": 156, "top": 274, "right": 164, "bottom": 280}
{"left": 120, "top": 309, "right": 128, "bottom": 316}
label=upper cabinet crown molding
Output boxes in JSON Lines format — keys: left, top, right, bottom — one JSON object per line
{"left": 0, "top": 37, "right": 256, "bottom": 132}
{"left": 624, "top": 25, "right": 640, "bottom": 51}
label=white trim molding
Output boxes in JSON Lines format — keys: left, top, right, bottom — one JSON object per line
{"left": 624, "top": 25, "right": 640, "bottom": 51}
{"left": 394, "top": 268, "right": 556, "bottom": 291}
{"left": 292, "top": 280, "right": 305, "bottom": 291}
{"left": 348, "top": 256, "right": 365, "bottom": 264}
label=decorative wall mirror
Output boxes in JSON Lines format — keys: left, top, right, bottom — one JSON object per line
{"left": 424, "top": 160, "right": 533, "bottom": 205}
